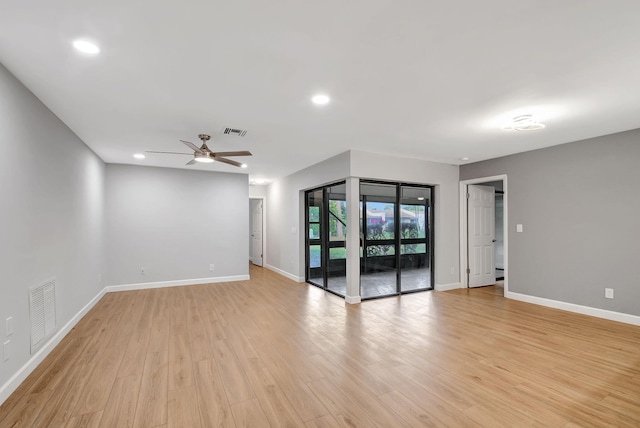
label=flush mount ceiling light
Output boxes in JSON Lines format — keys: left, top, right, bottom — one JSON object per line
{"left": 72, "top": 39, "right": 100, "bottom": 54}
{"left": 311, "top": 94, "right": 330, "bottom": 105}
{"left": 133, "top": 153, "right": 145, "bottom": 159}
{"left": 502, "top": 114, "right": 546, "bottom": 131}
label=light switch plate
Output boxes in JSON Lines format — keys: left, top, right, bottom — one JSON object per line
{"left": 3, "top": 340, "right": 9, "bottom": 361}
{"left": 5, "top": 317, "right": 12, "bottom": 336}
{"left": 516, "top": 224, "right": 523, "bottom": 233}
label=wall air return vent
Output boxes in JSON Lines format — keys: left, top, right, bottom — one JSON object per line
{"left": 223, "top": 128, "right": 248, "bottom": 137}
{"left": 29, "top": 278, "right": 56, "bottom": 354}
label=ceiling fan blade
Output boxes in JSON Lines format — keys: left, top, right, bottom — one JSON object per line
{"left": 180, "top": 140, "right": 204, "bottom": 154}
{"left": 214, "top": 157, "right": 243, "bottom": 167}
{"left": 145, "top": 151, "right": 192, "bottom": 155}
{"left": 186, "top": 159, "right": 197, "bottom": 166}
{"left": 211, "top": 151, "right": 252, "bottom": 157}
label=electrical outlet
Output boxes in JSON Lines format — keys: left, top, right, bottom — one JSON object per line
{"left": 3, "top": 340, "right": 9, "bottom": 361}
{"left": 5, "top": 317, "right": 12, "bottom": 336}
{"left": 209, "top": 264, "right": 215, "bottom": 271}
{"left": 140, "top": 267, "right": 145, "bottom": 275}
{"left": 605, "top": 288, "right": 614, "bottom": 299}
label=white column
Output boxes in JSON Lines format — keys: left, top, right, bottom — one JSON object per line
{"left": 345, "top": 177, "right": 361, "bottom": 304}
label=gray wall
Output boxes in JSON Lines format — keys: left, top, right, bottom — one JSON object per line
{"left": 105, "top": 164, "right": 249, "bottom": 285}
{"left": 0, "top": 63, "right": 105, "bottom": 387}
{"left": 460, "top": 129, "right": 640, "bottom": 316}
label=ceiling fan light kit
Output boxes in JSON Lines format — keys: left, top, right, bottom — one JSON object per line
{"left": 146, "top": 133, "right": 252, "bottom": 167}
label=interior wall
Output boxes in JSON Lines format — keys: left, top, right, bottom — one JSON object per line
{"left": 105, "top": 164, "right": 249, "bottom": 285}
{"left": 460, "top": 129, "right": 640, "bottom": 316}
{"left": 350, "top": 150, "right": 461, "bottom": 286}
{"left": 0, "top": 62, "right": 105, "bottom": 389}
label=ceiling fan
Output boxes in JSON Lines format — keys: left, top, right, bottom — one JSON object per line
{"left": 146, "top": 134, "right": 252, "bottom": 167}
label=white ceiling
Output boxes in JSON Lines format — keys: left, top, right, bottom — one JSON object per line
{"left": 2, "top": 1, "right": 640, "bottom": 182}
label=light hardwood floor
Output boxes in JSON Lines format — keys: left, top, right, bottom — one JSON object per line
{"left": 1, "top": 265, "right": 639, "bottom": 427}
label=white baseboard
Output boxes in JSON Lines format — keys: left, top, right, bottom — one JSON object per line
{"left": 345, "top": 295, "right": 361, "bottom": 304}
{"left": 435, "top": 282, "right": 463, "bottom": 291}
{"left": 506, "top": 291, "right": 640, "bottom": 326}
{"left": 264, "top": 264, "right": 304, "bottom": 283}
{"left": 0, "top": 287, "right": 106, "bottom": 406}
{"left": 105, "top": 274, "right": 250, "bottom": 292}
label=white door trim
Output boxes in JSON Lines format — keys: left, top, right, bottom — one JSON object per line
{"left": 459, "top": 175, "right": 508, "bottom": 293}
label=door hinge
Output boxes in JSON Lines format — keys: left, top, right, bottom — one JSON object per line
{"left": 466, "top": 268, "right": 470, "bottom": 274}
{"left": 466, "top": 193, "right": 470, "bottom": 199}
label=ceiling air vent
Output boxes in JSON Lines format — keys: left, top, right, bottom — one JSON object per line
{"left": 223, "top": 128, "right": 248, "bottom": 137}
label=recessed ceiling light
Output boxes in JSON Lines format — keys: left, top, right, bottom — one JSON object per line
{"left": 254, "top": 178, "right": 266, "bottom": 184}
{"left": 241, "top": 163, "right": 248, "bottom": 168}
{"left": 133, "top": 153, "right": 145, "bottom": 159}
{"left": 311, "top": 94, "right": 330, "bottom": 105}
{"left": 73, "top": 40, "right": 100, "bottom": 54}
{"left": 502, "top": 114, "right": 545, "bottom": 131}
{"left": 417, "top": 197, "right": 425, "bottom": 201}
{"left": 460, "top": 157, "right": 469, "bottom": 161}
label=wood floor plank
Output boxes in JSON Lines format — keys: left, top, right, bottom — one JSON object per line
{"left": 193, "top": 358, "right": 235, "bottom": 427}
{"left": 305, "top": 414, "right": 341, "bottom": 428}
{"left": 167, "top": 385, "right": 202, "bottom": 428}
{"left": 31, "top": 363, "right": 96, "bottom": 427}
{"left": 230, "top": 398, "right": 271, "bottom": 428}
{"left": 99, "top": 375, "right": 141, "bottom": 428}
{"left": 133, "top": 297, "right": 170, "bottom": 428}
{"left": 65, "top": 410, "right": 103, "bottom": 428}
{"left": 1, "top": 265, "right": 639, "bottom": 427}
{"left": 72, "top": 326, "right": 129, "bottom": 416}
{"left": 0, "top": 390, "right": 54, "bottom": 428}
{"left": 242, "top": 356, "right": 304, "bottom": 427}
{"left": 211, "top": 339, "right": 256, "bottom": 405}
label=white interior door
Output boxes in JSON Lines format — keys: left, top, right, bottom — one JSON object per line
{"left": 468, "top": 185, "right": 495, "bottom": 287}
{"left": 250, "top": 199, "right": 263, "bottom": 266}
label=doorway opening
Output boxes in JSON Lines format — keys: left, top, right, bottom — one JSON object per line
{"left": 459, "top": 175, "right": 508, "bottom": 295}
{"left": 249, "top": 198, "right": 264, "bottom": 267}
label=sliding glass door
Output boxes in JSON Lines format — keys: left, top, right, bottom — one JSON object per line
{"left": 360, "top": 181, "right": 433, "bottom": 299}
{"left": 305, "top": 182, "right": 347, "bottom": 297}
{"left": 306, "top": 180, "right": 433, "bottom": 300}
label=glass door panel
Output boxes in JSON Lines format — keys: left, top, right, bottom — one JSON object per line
{"left": 360, "top": 183, "right": 397, "bottom": 299}
{"left": 400, "top": 186, "right": 431, "bottom": 292}
{"left": 326, "top": 183, "right": 347, "bottom": 296}
{"left": 306, "top": 189, "right": 324, "bottom": 287}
